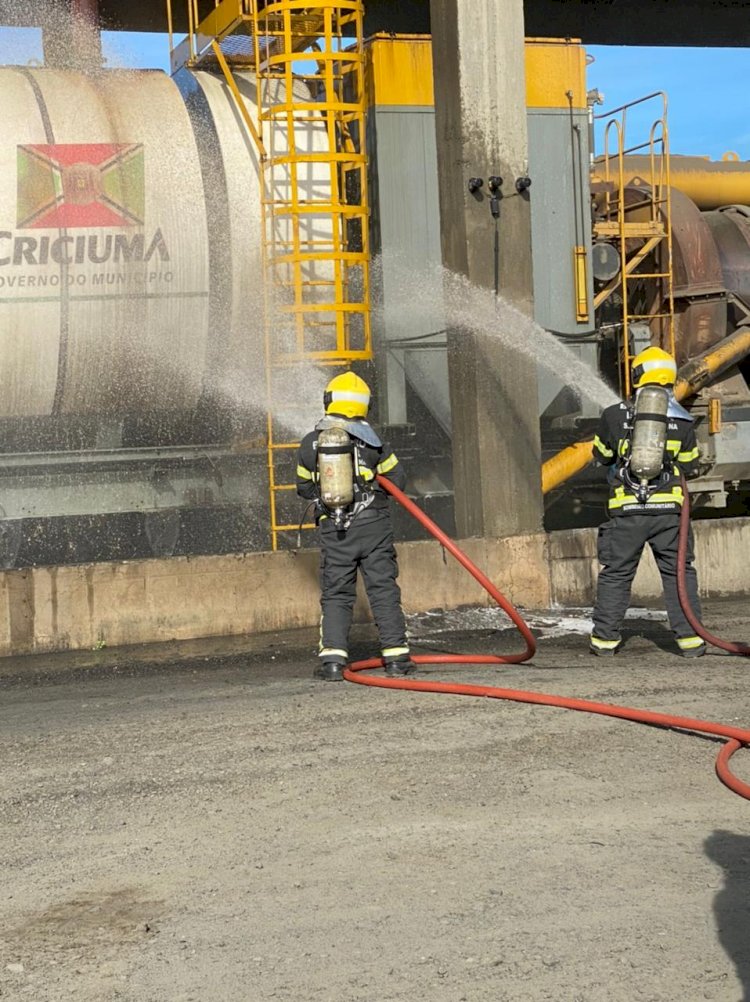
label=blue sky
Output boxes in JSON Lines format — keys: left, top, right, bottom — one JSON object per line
{"left": 0, "top": 26, "right": 170, "bottom": 71}
{"left": 0, "top": 28, "right": 748, "bottom": 161}
{"left": 587, "top": 46, "right": 750, "bottom": 160}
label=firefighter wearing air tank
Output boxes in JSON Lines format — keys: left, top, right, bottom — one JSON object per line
{"left": 296, "top": 373, "right": 416, "bottom": 682}
{"left": 589, "top": 347, "right": 706, "bottom": 658}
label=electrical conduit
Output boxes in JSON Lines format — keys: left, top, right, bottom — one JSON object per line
{"left": 343, "top": 476, "right": 750, "bottom": 802}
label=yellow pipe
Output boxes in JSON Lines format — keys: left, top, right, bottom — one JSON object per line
{"left": 674, "top": 327, "right": 750, "bottom": 399}
{"left": 541, "top": 327, "right": 750, "bottom": 494}
{"left": 596, "top": 155, "right": 750, "bottom": 211}
{"left": 541, "top": 440, "right": 594, "bottom": 494}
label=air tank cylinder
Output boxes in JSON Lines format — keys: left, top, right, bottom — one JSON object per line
{"left": 630, "top": 385, "right": 670, "bottom": 483}
{"left": 317, "top": 426, "right": 354, "bottom": 519}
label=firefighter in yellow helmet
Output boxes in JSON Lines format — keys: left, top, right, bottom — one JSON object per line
{"left": 589, "top": 346, "right": 705, "bottom": 657}
{"left": 296, "top": 372, "right": 415, "bottom": 681}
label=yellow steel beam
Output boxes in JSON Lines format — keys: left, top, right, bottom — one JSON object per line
{"left": 365, "top": 34, "right": 435, "bottom": 107}
{"left": 593, "top": 221, "right": 665, "bottom": 238}
{"left": 211, "top": 40, "right": 267, "bottom": 159}
{"left": 525, "top": 37, "right": 587, "bottom": 110}
{"left": 195, "top": 0, "right": 245, "bottom": 50}
{"left": 593, "top": 235, "right": 662, "bottom": 310}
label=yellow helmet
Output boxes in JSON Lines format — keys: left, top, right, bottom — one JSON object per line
{"left": 631, "top": 346, "right": 677, "bottom": 389}
{"left": 323, "top": 371, "right": 371, "bottom": 419}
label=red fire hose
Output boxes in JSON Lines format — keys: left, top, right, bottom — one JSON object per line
{"left": 343, "top": 476, "right": 750, "bottom": 802}
{"left": 677, "top": 474, "right": 750, "bottom": 657}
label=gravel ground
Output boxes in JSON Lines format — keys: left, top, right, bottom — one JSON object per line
{"left": 1, "top": 600, "right": 749, "bottom": 1002}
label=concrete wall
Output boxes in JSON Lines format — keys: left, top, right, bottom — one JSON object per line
{"left": 549, "top": 517, "right": 750, "bottom": 606}
{"left": 0, "top": 517, "right": 747, "bottom": 657}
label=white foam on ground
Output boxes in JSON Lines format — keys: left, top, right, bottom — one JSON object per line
{"left": 407, "top": 605, "right": 668, "bottom": 642}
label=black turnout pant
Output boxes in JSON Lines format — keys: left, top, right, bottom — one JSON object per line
{"left": 592, "top": 512, "right": 701, "bottom": 641}
{"left": 318, "top": 508, "right": 407, "bottom": 659}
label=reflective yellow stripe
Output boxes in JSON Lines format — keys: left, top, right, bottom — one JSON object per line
{"left": 608, "top": 487, "right": 684, "bottom": 509}
{"left": 677, "top": 636, "right": 704, "bottom": 650}
{"left": 377, "top": 453, "right": 398, "bottom": 474}
{"left": 593, "top": 435, "right": 613, "bottom": 458}
{"left": 319, "top": 647, "right": 348, "bottom": 659}
{"left": 359, "top": 466, "right": 375, "bottom": 481}
{"left": 652, "top": 488, "right": 684, "bottom": 503}
{"left": 666, "top": 439, "right": 680, "bottom": 454}
{"left": 297, "top": 464, "right": 314, "bottom": 480}
{"left": 382, "top": 646, "right": 410, "bottom": 658}
{"left": 590, "top": 636, "right": 620, "bottom": 650}
{"left": 678, "top": 447, "right": 699, "bottom": 462}
{"left": 618, "top": 439, "right": 630, "bottom": 457}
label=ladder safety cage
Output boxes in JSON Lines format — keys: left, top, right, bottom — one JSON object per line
{"left": 594, "top": 92, "right": 676, "bottom": 399}
{"left": 166, "top": 0, "right": 373, "bottom": 550}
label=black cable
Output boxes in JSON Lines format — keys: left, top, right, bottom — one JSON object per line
{"left": 296, "top": 501, "right": 317, "bottom": 549}
{"left": 386, "top": 329, "right": 449, "bottom": 344}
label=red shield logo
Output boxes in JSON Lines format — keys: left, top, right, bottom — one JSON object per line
{"left": 17, "top": 143, "right": 145, "bottom": 229}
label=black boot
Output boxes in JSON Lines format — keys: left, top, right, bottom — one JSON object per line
{"left": 384, "top": 654, "right": 417, "bottom": 677}
{"left": 314, "top": 659, "right": 345, "bottom": 682}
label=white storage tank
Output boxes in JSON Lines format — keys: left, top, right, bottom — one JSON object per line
{"left": 0, "top": 66, "right": 332, "bottom": 421}
{"left": 0, "top": 67, "right": 211, "bottom": 418}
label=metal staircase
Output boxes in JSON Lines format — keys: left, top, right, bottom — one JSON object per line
{"left": 167, "top": 0, "right": 372, "bottom": 548}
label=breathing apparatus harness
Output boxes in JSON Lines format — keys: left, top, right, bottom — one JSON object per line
{"left": 314, "top": 417, "right": 377, "bottom": 530}
{"left": 618, "top": 385, "right": 673, "bottom": 504}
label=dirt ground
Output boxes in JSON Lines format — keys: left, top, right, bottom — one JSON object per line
{"left": 1, "top": 600, "right": 750, "bottom": 1002}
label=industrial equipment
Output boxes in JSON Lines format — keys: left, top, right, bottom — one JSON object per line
{"left": 364, "top": 35, "right": 750, "bottom": 525}
{"left": 0, "top": 0, "right": 373, "bottom": 562}
{"left": 0, "top": 16, "right": 748, "bottom": 566}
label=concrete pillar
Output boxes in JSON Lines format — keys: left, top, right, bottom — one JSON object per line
{"left": 429, "top": 0, "right": 543, "bottom": 538}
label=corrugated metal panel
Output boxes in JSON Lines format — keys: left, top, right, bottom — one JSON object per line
{"left": 369, "top": 105, "right": 448, "bottom": 430}
{"left": 528, "top": 107, "right": 594, "bottom": 336}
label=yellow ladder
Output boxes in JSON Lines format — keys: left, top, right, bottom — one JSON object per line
{"left": 166, "top": 0, "right": 372, "bottom": 549}
{"left": 593, "top": 92, "right": 675, "bottom": 398}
